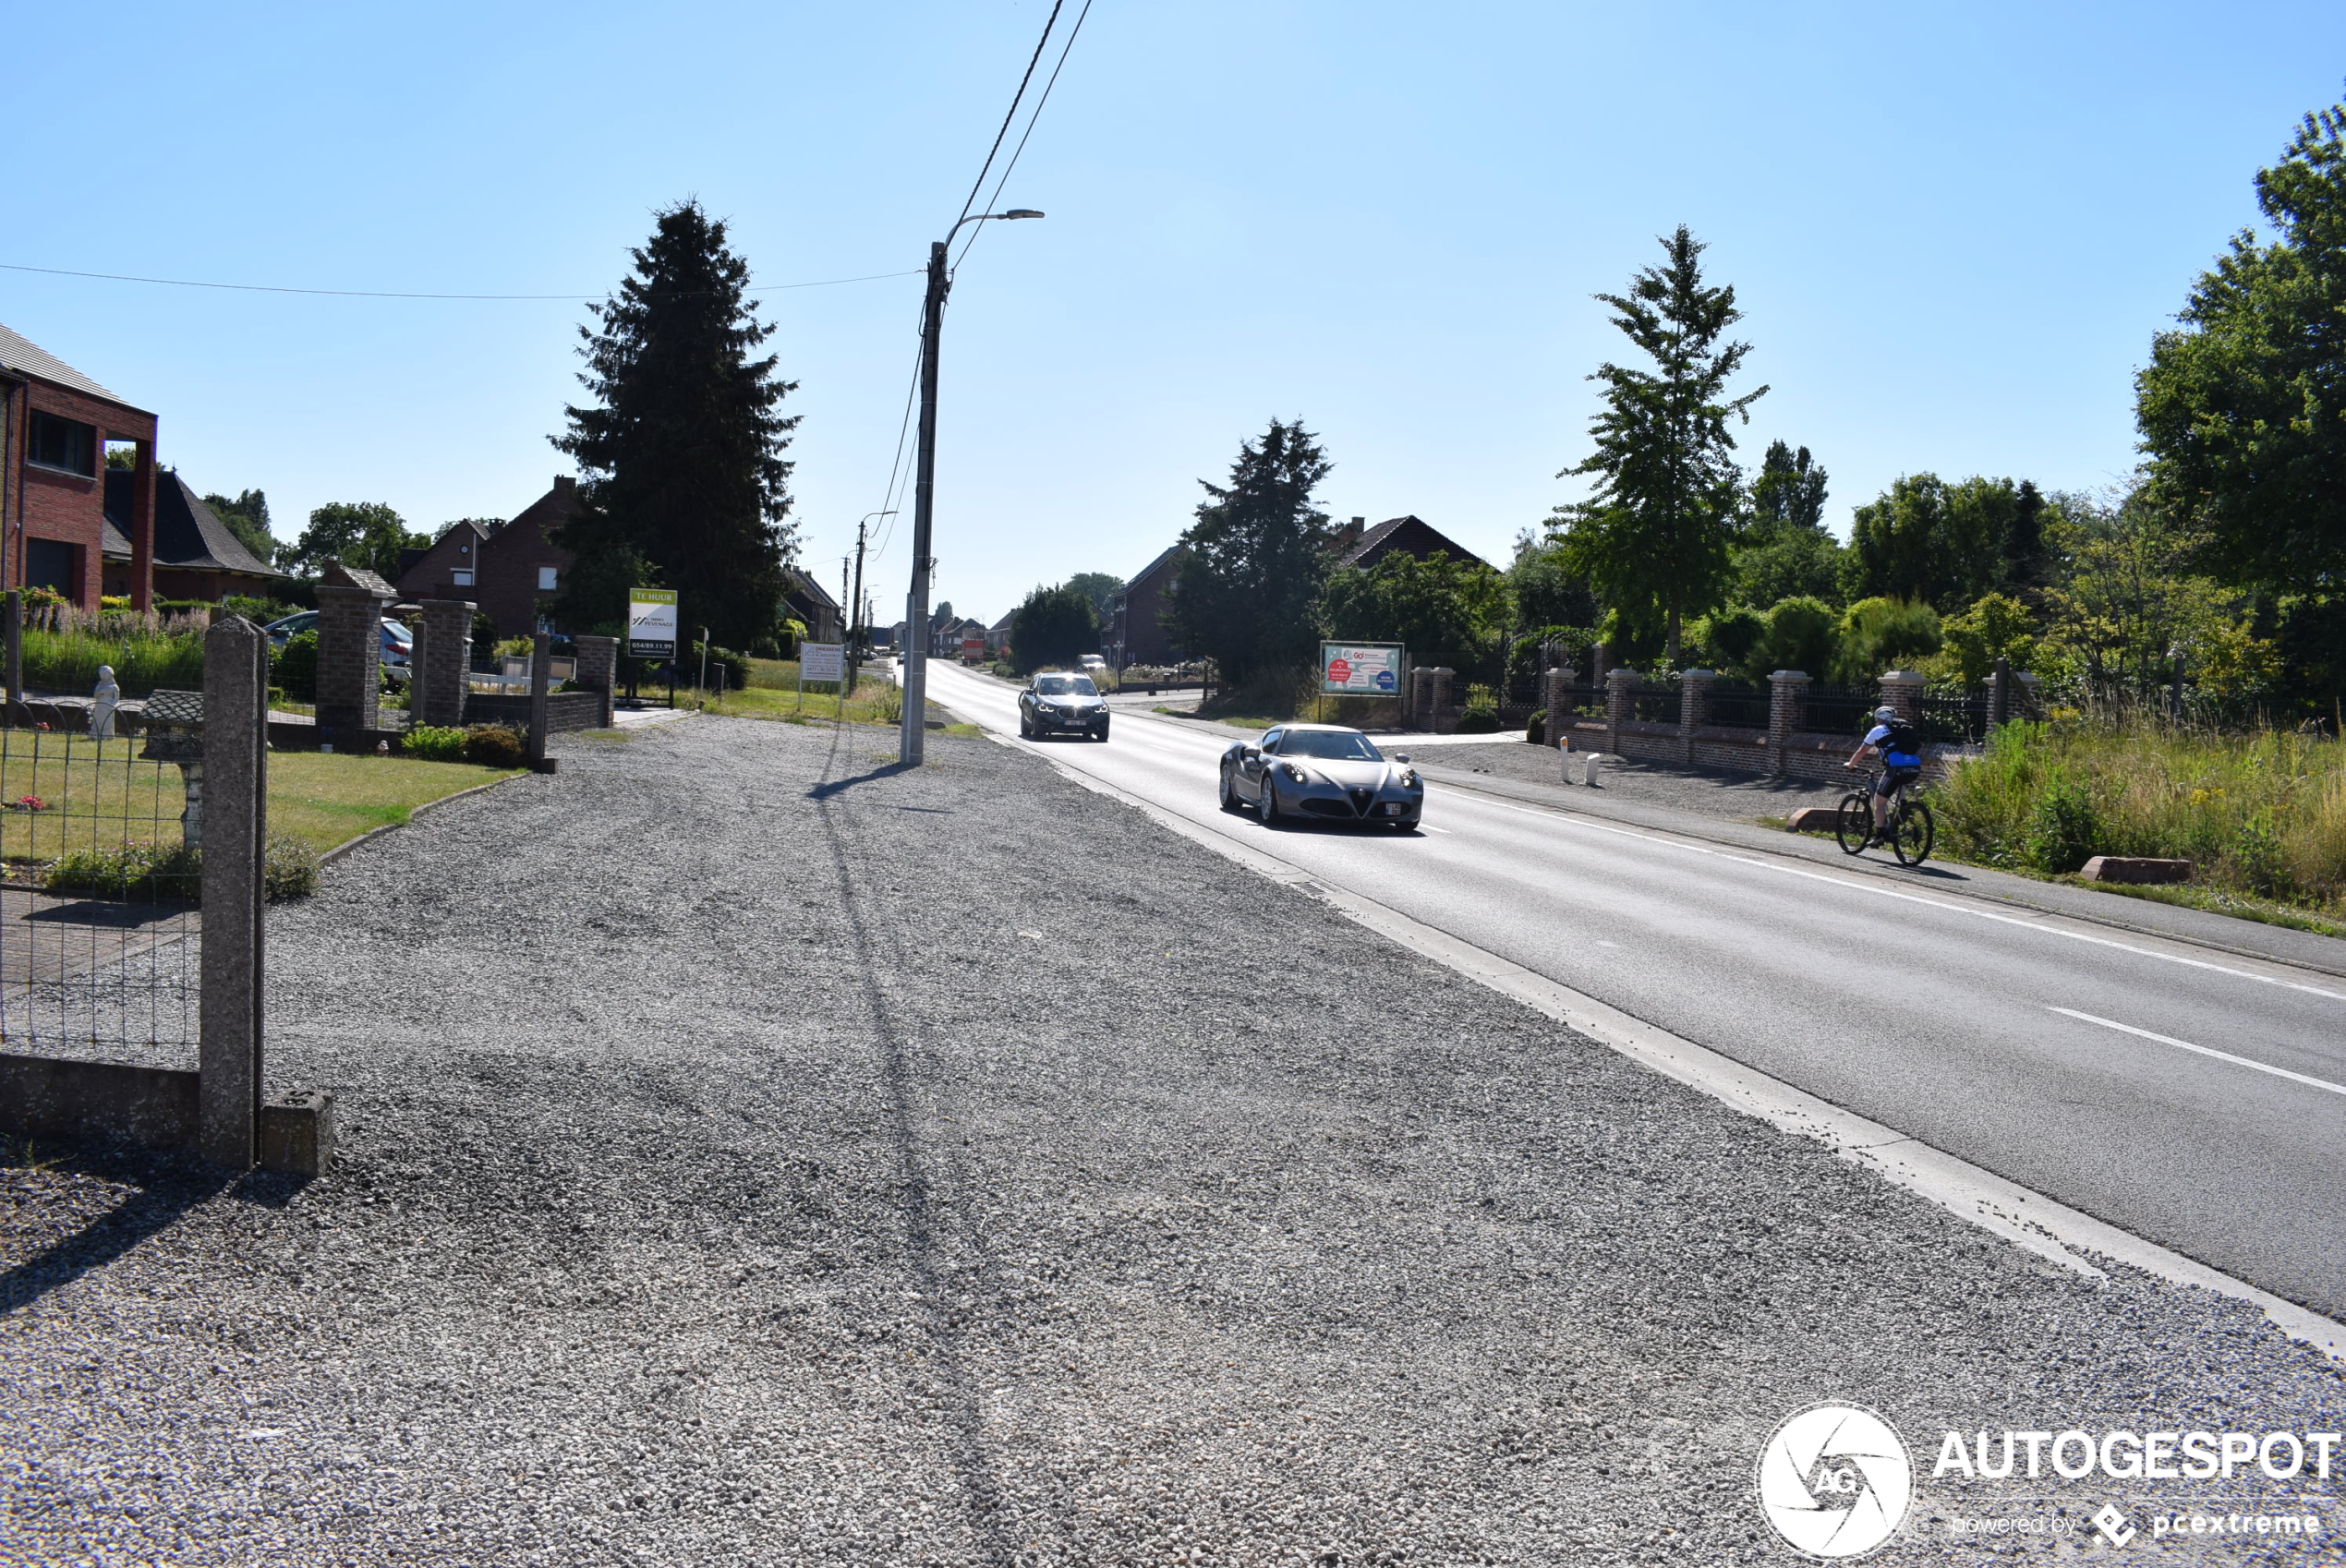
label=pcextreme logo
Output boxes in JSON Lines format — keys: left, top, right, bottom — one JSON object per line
{"left": 1755, "top": 1404, "right": 1915, "bottom": 1560}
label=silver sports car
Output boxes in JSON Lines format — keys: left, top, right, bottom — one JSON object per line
{"left": 1218, "top": 723, "right": 1423, "bottom": 829}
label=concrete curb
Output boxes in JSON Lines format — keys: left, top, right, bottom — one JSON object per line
{"left": 317, "top": 769, "right": 536, "bottom": 869}
{"left": 967, "top": 715, "right": 2346, "bottom": 1365}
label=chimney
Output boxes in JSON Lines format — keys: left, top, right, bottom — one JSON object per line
{"left": 553, "top": 476, "right": 576, "bottom": 496}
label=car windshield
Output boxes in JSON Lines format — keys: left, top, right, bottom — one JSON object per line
{"left": 1280, "top": 730, "right": 1383, "bottom": 761}
{"left": 383, "top": 621, "right": 412, "bottom": 640}
{"left": 1034, "top": 675, "right": 1097, "bottom": 696}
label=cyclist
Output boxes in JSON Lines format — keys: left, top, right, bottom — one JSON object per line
{"left": 1847, "top": 705, "right": 1923, "bottom": 846}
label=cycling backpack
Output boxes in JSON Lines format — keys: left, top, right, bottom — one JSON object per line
{"left": 1876, "top": 718, "right": 1922, "bottom": 767}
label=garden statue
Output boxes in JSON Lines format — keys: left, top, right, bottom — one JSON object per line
{"left": 91, "top": 665, "right": 120, "bottom": 743}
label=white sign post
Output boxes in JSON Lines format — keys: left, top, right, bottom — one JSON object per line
{"left": 799, "top": 641, "right": 844, "bottom": 717}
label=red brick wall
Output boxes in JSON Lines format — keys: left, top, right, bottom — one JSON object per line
{"left": 12, "top": 382, "right": 155, "bottom": 606}
{"left": 393, "top": 525, "right": 486, "bottom": 605}
{"left": 476, "top": 479, "right": 576, "bottom": 638}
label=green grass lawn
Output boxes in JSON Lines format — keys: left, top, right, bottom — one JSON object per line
{"left": 0, "top": 735, "right": 518, "bottom": 871}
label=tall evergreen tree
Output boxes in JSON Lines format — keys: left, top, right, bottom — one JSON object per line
{"left": 1552, "top": 226, "right": 1767, "bottom": 664}
{"left": 1165, "top": 419, "right": 1335, "bottom": 682}
{"left": 553, "top": 200, "right": 799, "bottom": 648}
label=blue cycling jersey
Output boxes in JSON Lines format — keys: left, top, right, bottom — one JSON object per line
{"left": 1864, "top": 722, "right": 1922, "bottom": 770}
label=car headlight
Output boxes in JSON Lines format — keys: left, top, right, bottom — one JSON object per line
{"left": 1280, "top": 763, "right": 1307, "bottom": 783}
{"left": 1399, "top": 769, "right": 1421, "bottom": 789}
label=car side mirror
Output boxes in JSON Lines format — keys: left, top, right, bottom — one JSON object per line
{"left": 1394, "top": 753, "right": 1411, "bottom": 765}
{"left": 1241, "top": 745, "right": 1260, "bottom": 760}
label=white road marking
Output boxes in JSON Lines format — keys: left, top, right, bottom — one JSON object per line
{"left": 1422, "top": 824, "right": 1453, "bottom": 834}
{"left": 2048, "top": 1007, "right": 2346, "bottom": 1097}
{"left": 1456, "top": 794, "right": 2346, "bottom": 1004}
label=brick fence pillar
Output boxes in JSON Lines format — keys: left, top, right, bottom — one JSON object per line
{"left": 1878, "top": 669, "right": 1926, "bottom": 725}
{"left": 574, "top": 634, "right": 619, "bottom": 728}
{"left": 413, "top": 598, "right": 476, "bottom": 730}
{"left": 1767, "top": 669, "right": 1810, "bottom": 778}
{"left": 314, "top": 564, "right": 394, "bottom": 741}
{"left": 1542, "top": 664, "right": 1575, "bottom": 746}
{"left": 1677, "top": 668, "right": 1715, "bottom": 766}
{"left": 1428, "top": 668, "right": 1456, "bottom": 733}
{"left": 1604, "top": 666, "right": 1636, "bottom": 755}
{"left": 2013, "top": 671, "right": 2041, "bottom": 720}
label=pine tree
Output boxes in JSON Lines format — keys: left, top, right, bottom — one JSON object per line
{"left": 1553, "top": 226, "right": 1766, "bottom": 665}
{"left": 1165, "top": 419, "right": 1335, "bottom": 682}
{"left": 553, "top": 200, "right": 799, "bottom": 648}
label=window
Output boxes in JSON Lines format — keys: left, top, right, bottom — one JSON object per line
{"left": 452, "top": 569, "right": 474, "bottom": 586}
{"left": 27, "top": 412, "right": 95, "bottom": 476}
{"left": 25, "top": 538, "right": 77, "bottom": 595}
{"left": 538, "top": 566, "right": 558, "bottom": 591}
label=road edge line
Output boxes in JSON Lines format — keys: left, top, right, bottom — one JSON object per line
{"left": 954, "top": 708, "right": 2346, "bottom": 1363}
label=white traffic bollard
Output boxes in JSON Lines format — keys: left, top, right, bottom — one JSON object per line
{"left": 1583, "top": 753, "right": 1601, "bottom": 787}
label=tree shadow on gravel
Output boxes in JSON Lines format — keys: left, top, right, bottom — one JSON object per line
{"left": 0, "top": 1140, "right": 294, "bottom": 1315}
{"left": 805, "top": 728, "right": 1020, "bottom": 1568}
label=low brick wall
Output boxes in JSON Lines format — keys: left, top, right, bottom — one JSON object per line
{"left": 1560, "top": 718, "right": 1972, "bottom": 783}
{"left": 465, "top": 690, "right": 602, "bottom": 736}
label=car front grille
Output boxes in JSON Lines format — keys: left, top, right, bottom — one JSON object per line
{"left": 1348, "top": 787, "right": 1373, "bottom": 814}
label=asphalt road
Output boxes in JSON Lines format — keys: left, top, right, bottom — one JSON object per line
{"left": 927, "top": 661, "right": 2346, "bottom": 1320}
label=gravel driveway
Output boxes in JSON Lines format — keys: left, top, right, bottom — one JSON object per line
{"left": 3, "top": 717, "right": 2339, "bottom": 1565}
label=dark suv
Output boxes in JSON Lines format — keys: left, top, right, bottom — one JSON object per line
{"left": 1018, "top": 671, "right": 1109, "bottom": 742}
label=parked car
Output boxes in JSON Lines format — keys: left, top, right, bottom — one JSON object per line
{"left": 1078, "top": 654, "right": 1106, "bottom": 671}
{"left": 263, "top": 610, "right": 414, "bottom": 673}
{"left": 1018, "top": 671, "right": 1110, "bottom": 742}
{"left": 1219, "top": 723, "right": 1422, "bottom": 829}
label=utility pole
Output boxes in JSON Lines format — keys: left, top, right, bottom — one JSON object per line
{"left": 897, "top": 209, "right": 1044, "bottom": 766}
{"left": 847, "top": 519, "right": 869, "bottom": 699}
{"left": 900, "top": 240, "right": 949, "bottom": 766}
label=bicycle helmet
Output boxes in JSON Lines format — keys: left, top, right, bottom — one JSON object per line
{"left": 1872, "top": 705, "right": 1898, "bottom": 722}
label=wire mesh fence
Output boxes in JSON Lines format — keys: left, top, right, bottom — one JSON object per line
{"left": 0, "top": 697, "right": 201, "bottom": 1055}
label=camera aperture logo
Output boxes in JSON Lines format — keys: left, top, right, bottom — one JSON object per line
{"left": 1757, "top": 1404, "right": 1914, "bottom": 1559}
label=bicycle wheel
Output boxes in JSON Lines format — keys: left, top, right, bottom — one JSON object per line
{"left": 1891, "top": 799, "right": 1935, "bottom": 866}
{"left": 1834, "top": 790, "right": 1874, "bottom": 855}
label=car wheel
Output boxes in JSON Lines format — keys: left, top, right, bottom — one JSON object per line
{"left": 1257, "top": 776, "right": 1279, "bottom": 826}
{"left": 1019, "top": 711, "right": 1032, "bottom": 739}
{"left": 1219, "top": 766, "right": 1239, "bottom": 811}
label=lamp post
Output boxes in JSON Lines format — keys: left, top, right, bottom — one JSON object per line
{"left": 899, "top": 209, "right": 1045, "bottom": 766}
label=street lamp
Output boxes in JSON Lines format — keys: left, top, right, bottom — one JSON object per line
{"left": 899, "top": 210, "right": 1046, "bottom": 766}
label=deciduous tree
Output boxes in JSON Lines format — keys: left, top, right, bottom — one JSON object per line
{"left": 1321, "top": 550, "right": 1511, "bottom": 681}
{"left": 2137, "top": 94, "right": 2346, "bottom": 597}
{"left": 281, "top": 501, "right": 426, "bottom": 580}
{"left": 1008, "top": 583, "right": 1100, "bottom": 673}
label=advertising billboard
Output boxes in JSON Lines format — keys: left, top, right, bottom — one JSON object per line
{"left": 1319, "top": 641, "right": 1405, "bottom": 696}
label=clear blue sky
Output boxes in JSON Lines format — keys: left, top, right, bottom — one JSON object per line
{"left": 6, "top": 2, "right": 2340, "bottom": 625}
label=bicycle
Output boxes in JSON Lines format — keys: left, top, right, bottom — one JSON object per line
{"left": 1835, "top": 767, "right": 1935, "bottom": 866}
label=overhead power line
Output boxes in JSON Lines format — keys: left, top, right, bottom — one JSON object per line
{"left": 956, "top": 0, "right": 1094, "bottom": 271}
{"left": 0, "top": 259, "right": 923, "bottom": 302}
{"left": 952, "top": 0, "right": 1068, "bottom": 231}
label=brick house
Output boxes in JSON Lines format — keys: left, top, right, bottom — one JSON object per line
{"left": 781, "top": 569, "right": 843, "bottom": 645}
{"left": 394, "top": 476, "right": 577, "bottom": 638}
{"left": 1106, "top": 543, "right": 1184, "bottom": 669}
{"left": 103, "top": 469, "right": 284, "bottom": 601}
{"left": 0, "top": 322, "right": 158, "bottom": 608}
{"left": 1331, "top": 514, "right": 1493, "bottom": 573}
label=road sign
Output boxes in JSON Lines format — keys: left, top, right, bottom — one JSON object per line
{"left": 627, "top": 588, "right": 678, "bottom": 659}
{"left": 1320, "top": 641, "right": 1404, "bottom": 696}
{"left": 800, "top": 642, "right": 844, "bottom": 683}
